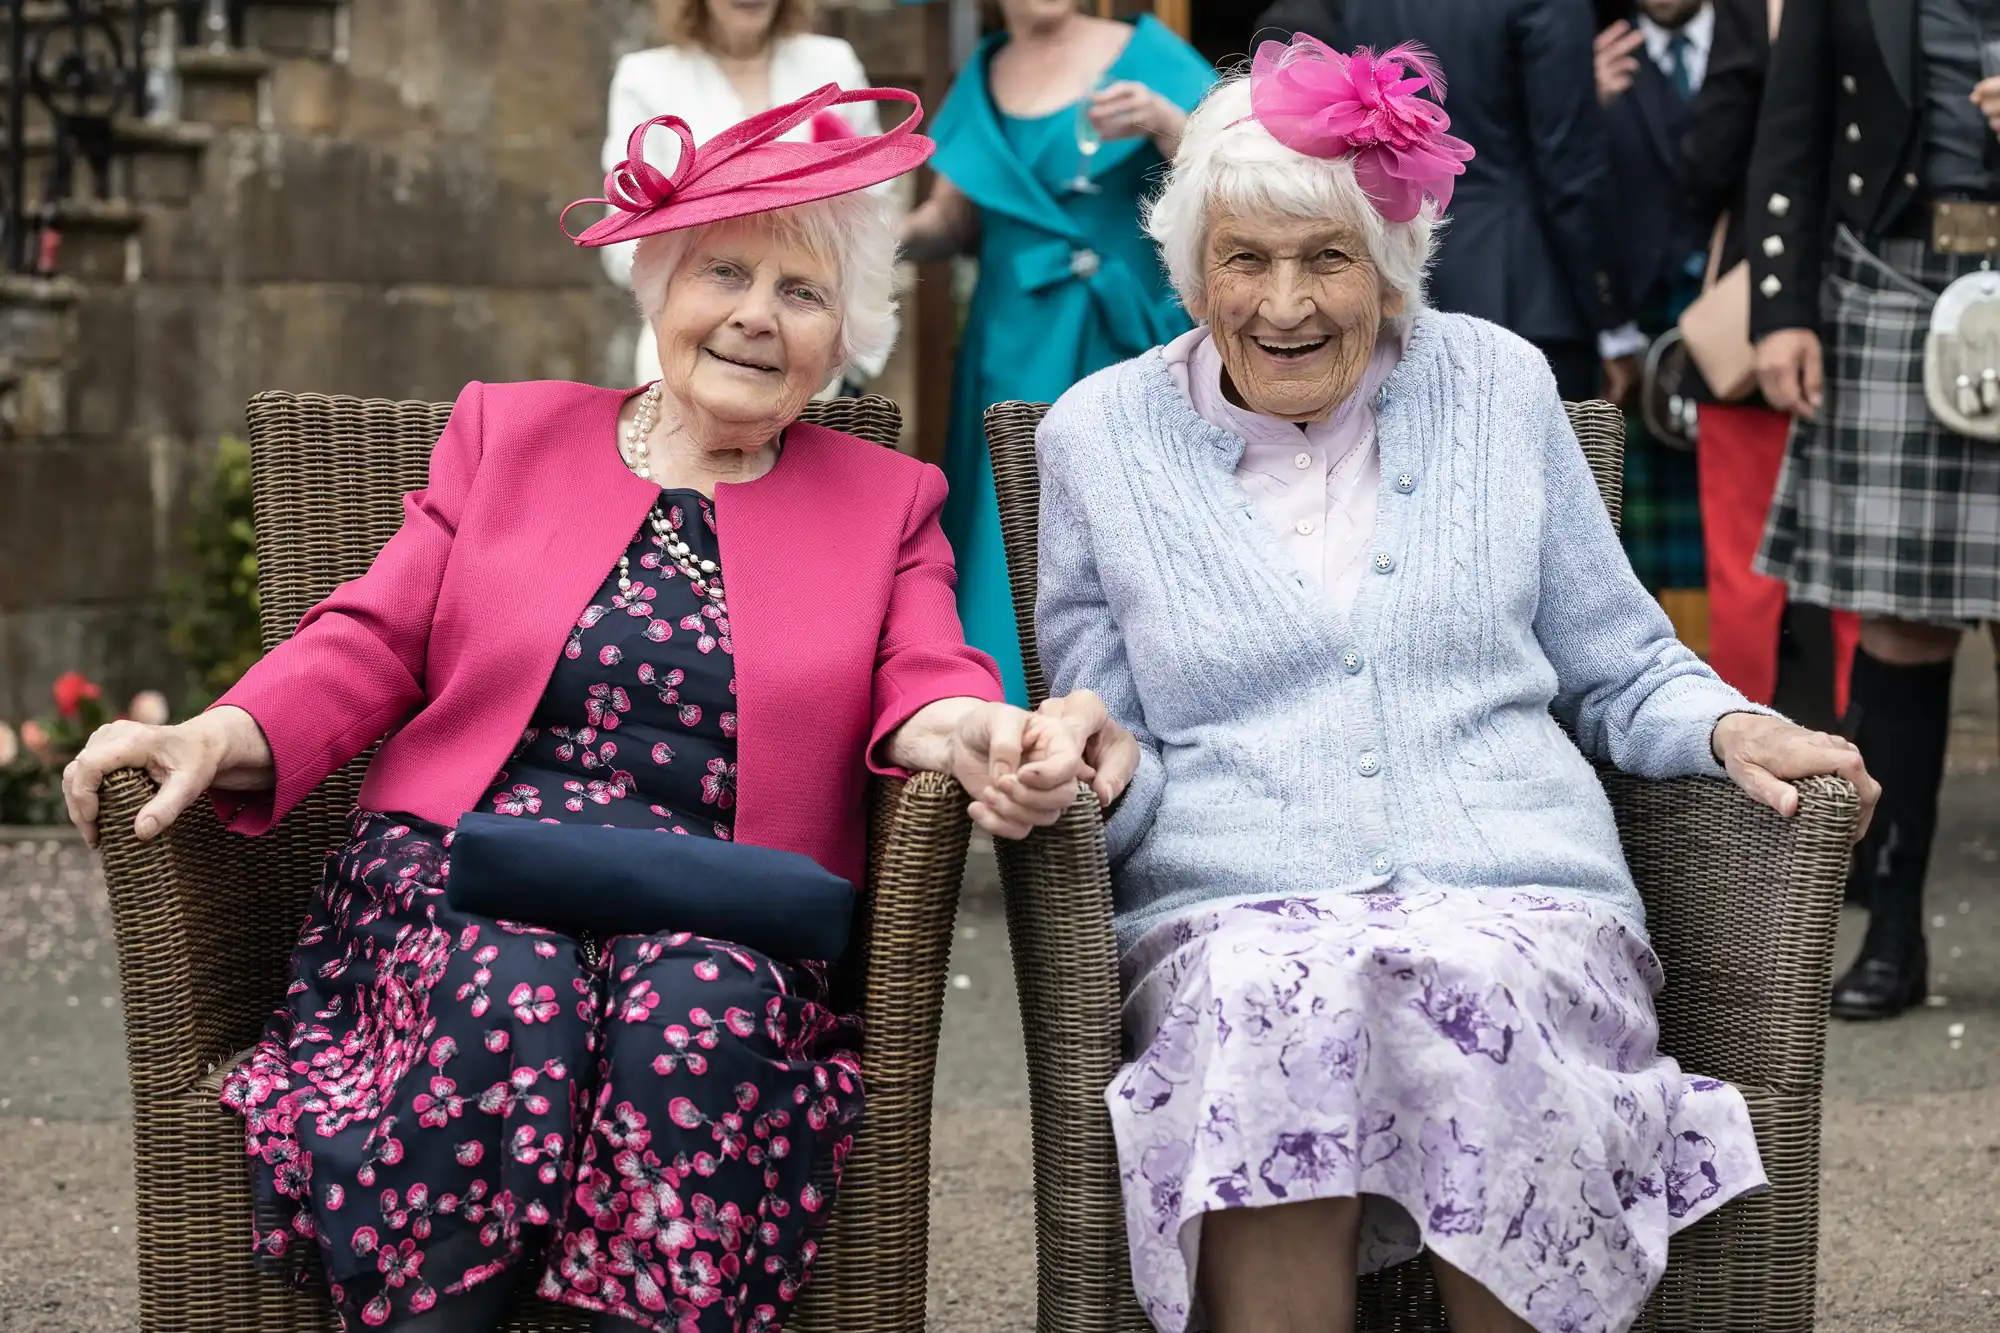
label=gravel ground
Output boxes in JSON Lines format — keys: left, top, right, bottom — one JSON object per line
{"left": 1, "top": 637, "right": 1993, "bottom": 1333}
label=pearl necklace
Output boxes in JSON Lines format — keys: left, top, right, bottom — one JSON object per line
{"left": 617, "top": 383, "right": 725, "bottom": 612}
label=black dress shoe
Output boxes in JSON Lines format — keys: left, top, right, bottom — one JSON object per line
{"left": 1830, "top": 946, "right": 1928, "bottom": 1021}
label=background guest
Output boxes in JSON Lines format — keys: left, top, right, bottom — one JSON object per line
{"left": 1675, "top": 0, "right": 1858, "bottom": 727}
{"left": 898, "top": 0, "right": 1215, "bottom": 705}
{"left": 599, "top": 0, "right": 889, "bottom": 391}
{"left": 1596, "top": 0, "right": 1714, "bottom": 609}
{"left": 1253, "top": 0, "right": 1642, "bottom": 402}
{"left": 1748, "top": 0, "right": 2000, "bottom": 1019}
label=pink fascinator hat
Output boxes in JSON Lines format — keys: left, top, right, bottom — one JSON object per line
{"left": 563, "top": 83, "right": 931, "bottom": 247}
{"left": 1248, "top": 34, "right": 1474, "bottom": 224}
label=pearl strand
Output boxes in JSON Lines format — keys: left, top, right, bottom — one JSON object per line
{"left": 616, "top": 383, "right": 725, "bottom": 610}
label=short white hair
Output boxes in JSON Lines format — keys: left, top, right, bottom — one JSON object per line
{"left": 1144, "top": 74, "right": 1439, "bottom": 326}
{"left": 628, "top": 189, "right": 898, "bottom": 373}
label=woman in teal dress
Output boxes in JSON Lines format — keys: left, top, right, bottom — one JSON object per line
{"left": 901, "top": 1, "right": 1215, "bottom": 703}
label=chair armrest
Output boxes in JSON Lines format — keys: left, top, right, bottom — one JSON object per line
{"left": 992, "top": 792, "right": 1151, "bottom": 1333}
{"left": 797, "top": 770, "right": 973, "bottom": 1333}
{"left": 97, "top": 767, "right": 302, "bottom": 1099}
{"left": 1602, "top": 769, "right": 1856, "bottom": 1333}
{"left": 1603, "top": 770, "right": 1857, "bottom": 1088}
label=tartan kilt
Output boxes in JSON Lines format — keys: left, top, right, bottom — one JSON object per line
{"left": 1756, "top": 225, "right": 2000, "bottom": 624}
{"left": 1621, "top": 410, "right": 1706, "bottom": 593}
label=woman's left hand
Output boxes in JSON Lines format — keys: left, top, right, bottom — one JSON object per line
{"left": 1089, "top": 81, "right": 1172, "bottom": 142}
{"left": 1712, "top": 712, "right": 1881, "bottom": 840}
{"left": 949, "top": 702, "right": 1088, "bottom": 840}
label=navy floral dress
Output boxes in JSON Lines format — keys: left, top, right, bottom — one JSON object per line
{"left": 221, "top": 491, "right": 863, "bottom": 1332}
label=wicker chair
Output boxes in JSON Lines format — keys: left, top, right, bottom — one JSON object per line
{"left": 96, "top": 393, "right": 967, "bottom": 1333}
{"left": 981, "top": 398, "right": 1859, "bottom": 1333}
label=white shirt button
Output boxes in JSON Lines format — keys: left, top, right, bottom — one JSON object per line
{"left": 1294, "top": 451, "right": 1312, "bottom": 470}
{"left": 1295, "top": 518, "right": 1315, "bottom": 535}
{"left": 1842, "top": 74, "right": 1857, "bottom": 93}
{"left": 1847, "top": 173, "right": 1864, "bottom": 195}
{"left": 1760, "top": 274, "right": 1782, "bottom": 298}
{"left": 1845, "top": 123, "right": 1860, "bottom": 142}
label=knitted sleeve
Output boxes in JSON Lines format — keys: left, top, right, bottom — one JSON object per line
{"left": 1532, "top": 390, "right": 1777, "bottom": 778}
{"left": 1034, "top": 450, "right": 1166, "bottom": 866}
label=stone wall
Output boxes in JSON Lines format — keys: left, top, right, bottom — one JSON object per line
{"left": 0, "top": 0, "right": 930, "bottom": 720}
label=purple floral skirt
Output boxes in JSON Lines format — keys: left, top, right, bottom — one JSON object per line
{"left": 220, "top": 811, "right": 863, "bottom": 1331}
{"left": 1108, "top": 890, "right": 1766, "bottom": 1333}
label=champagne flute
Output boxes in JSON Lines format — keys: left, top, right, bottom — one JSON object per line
{"left": 1070, "top": 75, "right": 1112, "bottom": 195}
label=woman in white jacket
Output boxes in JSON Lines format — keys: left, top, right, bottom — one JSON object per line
{"left": 601, "top": 0, "right": 891, "bottom": 390}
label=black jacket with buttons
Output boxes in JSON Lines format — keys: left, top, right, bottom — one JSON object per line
{"left": 1746, "top": 0, "right": 1925, "bottom": 339}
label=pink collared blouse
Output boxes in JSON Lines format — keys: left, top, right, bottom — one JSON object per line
{"left": 1163, "top": 325, "right": 1408, "bottom": 613}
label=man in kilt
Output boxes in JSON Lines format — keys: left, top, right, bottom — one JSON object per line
{"left": 1749, "top": 0, "right": 2000, "bottom": 1020}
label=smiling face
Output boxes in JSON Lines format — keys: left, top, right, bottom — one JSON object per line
{"left": 703, "top": 0, "right": 780, "bottom": 50}
{"left": 652, "top": 219, "right": 844, "bottom": 446}
{"left": 1190, "top": 208, "right": 1404, "bottom": 423}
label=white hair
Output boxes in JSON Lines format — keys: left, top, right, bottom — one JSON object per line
{"left": 1144, "top": 74, "right": 1439, "bottom": 327}
{"left": 627, "top": 189, "right": 899, "bottom": 373}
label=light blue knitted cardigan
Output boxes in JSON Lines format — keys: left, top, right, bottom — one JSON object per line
{"left": 1034, "top": 311, "right": 1770, "bottom": 954}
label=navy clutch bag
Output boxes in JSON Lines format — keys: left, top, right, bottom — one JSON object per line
{"left": 446, "top": 813, "right": 856, "bottom": 962}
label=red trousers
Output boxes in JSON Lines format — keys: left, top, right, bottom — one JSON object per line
{"left": 1695, "top": 402, "right": 1860, "bottom": 713}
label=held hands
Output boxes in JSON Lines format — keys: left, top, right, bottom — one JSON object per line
{"left": 1593, "top": 21, "right": 1645, "bottom": 107}
{"left": 1034, "top": 689, "right": 1140, "bottom": 811}
{"left": 1711, "top": 712, "right": 1881, "bottom": 840}
{"left": 1756, "top": 328, "right": 1824, "bottom": 418}
{"left": 943, "top": 691, "right": 1141, "bottom": 840}
{"left": 948, "top": 702, "right": 1090, "bottom": 840}
{"left": 61, "top": 706, "right": 273, "bottom": 849}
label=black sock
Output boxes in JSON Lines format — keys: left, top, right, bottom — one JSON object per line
{"left": 1843, "top": 648, "right": 1955, "bottom": 960}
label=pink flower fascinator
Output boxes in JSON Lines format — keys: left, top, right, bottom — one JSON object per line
{"left": 1248, "top": 34, "right": 1474, "bottom": 223}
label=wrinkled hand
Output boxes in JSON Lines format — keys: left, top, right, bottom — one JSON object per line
{"left": 1601, "top": 354, "right": 1640, "bottom": 408}
{"left": 1755, "top": 328, "right": 1824, "bottom": 418}
{"left": 1088, "top": 81, "right": 1166, "bottom": 141}
{"left": 1594, "top": 21, "right": 1645, "bottom": 106}
{"left": 1035, "top": 688, "right": 1141, "bottom": 811}
{"left": 1972, "top": 76, "right": 2000, "bottom": 136}
{"left": 61, "top": 707, "right": 271, "bottom": 849}
{"left": 949, "top": 702, "right": 1086, "bottom": 840}
{"left": 1711, "top": 712, "right": 1880, "bottom": 840}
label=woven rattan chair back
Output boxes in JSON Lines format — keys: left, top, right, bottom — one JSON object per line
{"left": 147, "top": 391, "right": 910, "bottom": 1332}
{"left": 985, "top": 397, "right": 1629, "bottom": 708}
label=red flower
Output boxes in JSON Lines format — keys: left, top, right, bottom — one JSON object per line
{"left": 50, "top": 671, "right": 101, "bottom": 720}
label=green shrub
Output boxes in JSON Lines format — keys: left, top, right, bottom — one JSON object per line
{"left": 165, "top": 436, "right": 262, "bottom": 714}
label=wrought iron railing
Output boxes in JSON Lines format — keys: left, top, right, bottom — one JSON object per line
{"left": 1, "top": 0, "right": 266, "bottom": 273}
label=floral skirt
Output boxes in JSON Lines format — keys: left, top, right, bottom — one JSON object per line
{"left": 1108, "top": 889, "right": 1767, "bottom": 1333}
{"left": 220, "top": 810, "right": 863, "bottom": 1332}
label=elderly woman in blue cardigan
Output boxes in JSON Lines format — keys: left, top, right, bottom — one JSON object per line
{"left": 1030, "top": 37, "right": 1880, "bottom": 1333}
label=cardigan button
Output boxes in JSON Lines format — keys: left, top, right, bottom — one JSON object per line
{"left": 1372, "top": 552, "right": 1395, "bottom": 574}
{"left": 1395, "top": 472, "right": 1416, "bottom": 494}
{"left": 1341, "top": 650, "right": 1363, "bottom": 674}
{"left": 1356, "top": 751, "right": 1381, "bottom": 777}
{"left": 1371, "top": 853, "right": 1392, "bottom": 875}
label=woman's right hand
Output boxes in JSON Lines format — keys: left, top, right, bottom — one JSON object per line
{"left": 62, "top": 705, "right": 274, "bottom": 849}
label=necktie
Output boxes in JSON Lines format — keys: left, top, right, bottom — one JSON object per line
{"left": 1665, "top": 32, "right": 1694, "bottom": 99}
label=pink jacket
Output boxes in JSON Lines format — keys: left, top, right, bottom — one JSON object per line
{"left": 214, "top": 379, "right": 1003, "bottom": 888}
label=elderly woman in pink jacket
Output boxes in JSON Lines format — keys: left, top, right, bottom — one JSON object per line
{"left": 61, "top": 89, "right": 1135, "bottom": 1333}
